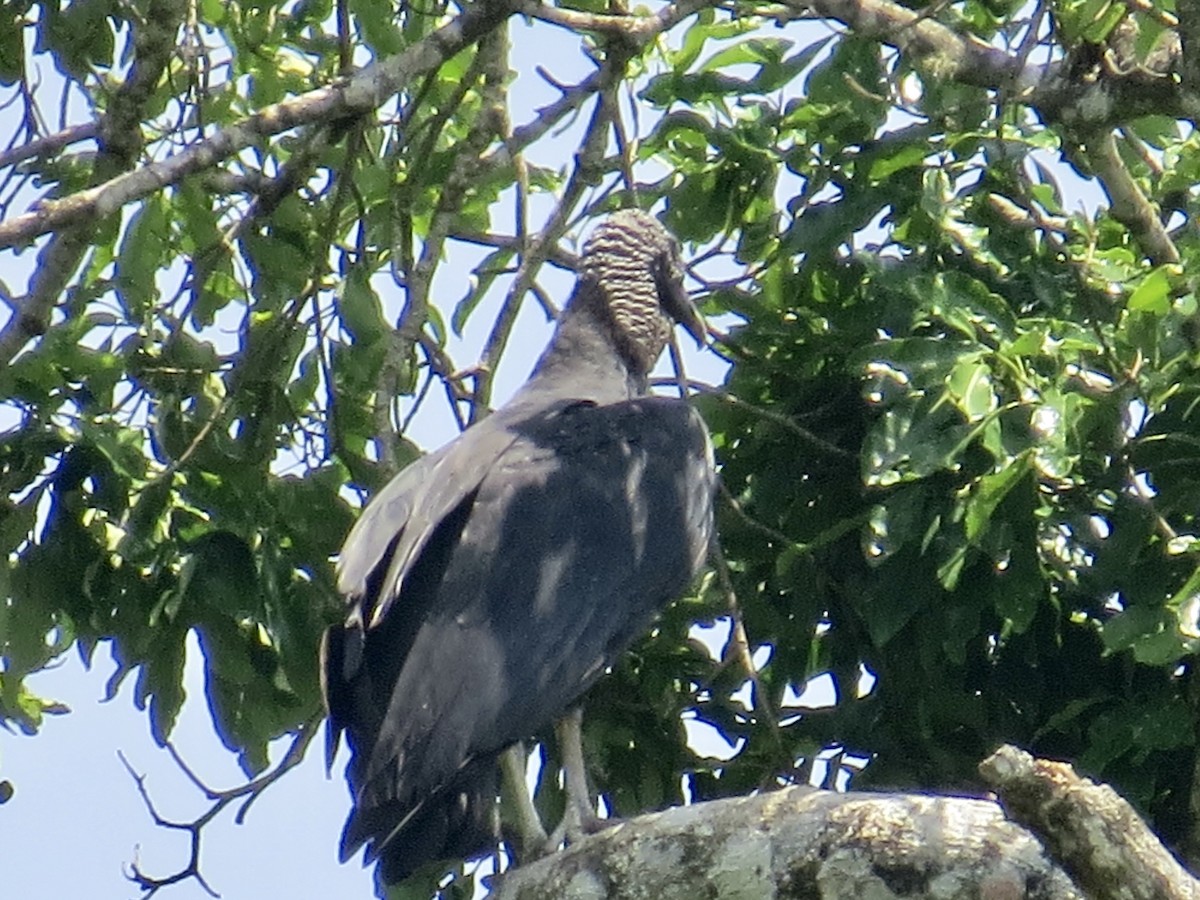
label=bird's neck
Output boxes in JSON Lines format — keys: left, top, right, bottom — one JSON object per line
{"left": 526, "top": 288, "right": 649, "bottom": 402}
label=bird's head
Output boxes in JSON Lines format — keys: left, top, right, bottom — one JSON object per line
{"left": 580, "top": 209, "right": 705, "bottom": 375}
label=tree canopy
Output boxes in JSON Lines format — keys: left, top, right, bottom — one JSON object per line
{"left": 4, "top": 0, "right": 1200, "bottom": 893}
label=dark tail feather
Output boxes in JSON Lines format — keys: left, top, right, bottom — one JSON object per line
{"left": 321, "top": 623, "right": 368, "bottom": 772}
{"left": 343, "top": 758, "right": 500, "bottom": 889}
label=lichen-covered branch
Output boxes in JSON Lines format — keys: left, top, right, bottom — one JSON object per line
{"left": 981, "top": 745, "right": 1200, "bottom": 900}
{"left": 793, "top": 0, "right": 1023, "bottom": 88}
{"left": 788, "top": 0, "right": 1199, "bottom": 126}
{"left": 492, "top": 785, "right": 1085, "bottom": 900}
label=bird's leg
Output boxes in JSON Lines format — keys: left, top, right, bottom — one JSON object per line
{"left": 555, "top": 707, "right": 608, "bottom": 842}
{"left": 498, "top": 742, "right": 548, "bottom": 864}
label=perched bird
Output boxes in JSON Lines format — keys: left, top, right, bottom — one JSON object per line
{"left": 322, "top": 209, "right": 716, "bottom": 890}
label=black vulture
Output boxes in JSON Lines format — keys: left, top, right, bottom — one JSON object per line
{"left": 322, "top": 209, "right": 716, "bottom": 890}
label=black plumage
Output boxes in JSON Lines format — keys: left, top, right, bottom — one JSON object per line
{"left": 322, "top": 210, "right": 716, "bottom": 888}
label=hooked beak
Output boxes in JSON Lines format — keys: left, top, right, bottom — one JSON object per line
{"left": 654, "top": 256, "right": 707, "bottom": 347}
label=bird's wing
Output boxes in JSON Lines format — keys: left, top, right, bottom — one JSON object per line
{"left": 347, "top": 395, "right": 713, "bottom": 853}
{"left": 324, "top": 395, "right": 585, "bottom": 771}
{"left": 334, "top": 399, "right": 559, "bottom": 629}
{"left": 324, "top": 411, "right": 527, "bottom": 775}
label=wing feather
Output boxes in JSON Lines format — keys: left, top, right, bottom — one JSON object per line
{"left": 335, "top": 396, "right": 592, "bottom": 628}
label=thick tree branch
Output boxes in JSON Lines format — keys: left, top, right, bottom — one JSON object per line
{"left": 492, "top": 784, "right": 1085, "bottom": 899}
{"left": 787, "top": 0, "right": 1200, "bottom": 127}
{"left": 789, "top": 0, "right": 1024, "bottom": 88}
{"left": 981, "top": 745, "right": 1200, "bottom": 900}
{"left": 1086, "top": 129, "right": 1180, "bottom": 266}
{"left": 0, "top": 0, "right": 517, "bottom": 251}
{"left": 1179, "top": 0, "right": 1200, "bottom": 93}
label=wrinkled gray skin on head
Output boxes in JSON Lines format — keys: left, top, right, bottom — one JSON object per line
{"left": 576, "top": 209, "right": 703, "bottom": 374}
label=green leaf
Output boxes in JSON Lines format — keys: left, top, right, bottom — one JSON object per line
{"left": 0, "top": 6, "right": 22, "bottom": 84}
{"left": 352, "top": 0, "right": 404, "bottom": 56}
{"left": 1133, "top": 698, "right": 1193, "bottom": 751}
{"left": 1102, "top": 605, "right": 1163, "bottom": 653}
{"left": 863, "top": 392, "right": 973, "bottom": 486}
{"left": 868, "top": 143, "right": 928, "bottom": 182}
{"left": 115, "top": 196, "right": 170, "bottom": 321}
{"left": 452, "top": 247, "right": 513, "bottom": 336}
{"left": 946, "top": 356, "right": 997, "bottom": 422}
{"left": 964, "top": 455, "right": 1030, "bottom": 542}
{"left": 1126, "top": 265, "right": 1177, "bottom": 314}
{"left": 135, "top": 627, "right": 188, "bottom": 746}
{"left": 180, "top": 531, "right": 261, "bottom": 619}
{"left": 338, "top": 269, "right": 388, "bottom": 345}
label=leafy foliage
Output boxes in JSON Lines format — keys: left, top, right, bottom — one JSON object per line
{"left": 4, "top": 0, "right": 1200, "bottom": 891}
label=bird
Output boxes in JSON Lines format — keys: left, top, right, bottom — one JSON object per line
{"left": 321, "top": 209, "right": 716, "bottom": 891}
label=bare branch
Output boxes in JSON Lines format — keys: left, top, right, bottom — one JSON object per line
{"left": 119, "top": 750, "right": 221, "bottom": 898}
{"left": 493, "top": 70, "right": 602, "bottom": 167}
{"left": 471, "top": 18, "right": 643, "bottom": 418}
{"left": 120, "top": 718, "right": 320, "bottom": 897}
{"left": 514, "top": 0, "right": 718, "bottom": 38}
{"left": 706, "top": 387, "right": 858, "bottom": 461}
{"left": 391, "top": 28, "right": 510, "bottom": 441}
{"left": 0, "top": 122, "right": 99, "bottom": 170}
{"left": 418, "top": 334, "right": 472, "bottom": 432}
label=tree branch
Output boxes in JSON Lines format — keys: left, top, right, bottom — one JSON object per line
{"left": 0, "top": 0, "right": 188, "bottom": 365}
{"left": 0, "top": 122, "right": 99, "bottom": 170}
{"left": 790, "top": 0, "right": 1024, "bottom": 88}
{"left": 120, "top": 718, "right": 320, "bottom": 897}
{"left": 981, "top": 745, "right": 1200, "bottom": 900}
{"left": 492, "top": 782, "right": 1086, "bottom": 899}
{"left": 391, "top": 27, "right": 510, "bottom": 440}
{"left": 787, "top": 0, "right": 1200, "bottom": 127}
{"left": 514, "top": 0, "right": 718, "bottom": 38}
{"left": 0, "top": 0, "right": 517, "bottom": 251}
{"left": 1085, "top": 129, "right": 1180, "bottom": 266}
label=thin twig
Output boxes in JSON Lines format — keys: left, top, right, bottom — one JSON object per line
{"left": 120, "top": 716, "right": 320, "bottom": 897}
{"left": 710, "top": 536, "right": 784, "bottom": 747}
{"left": 670, "top": 381, "right": 858, "bottom": 460}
